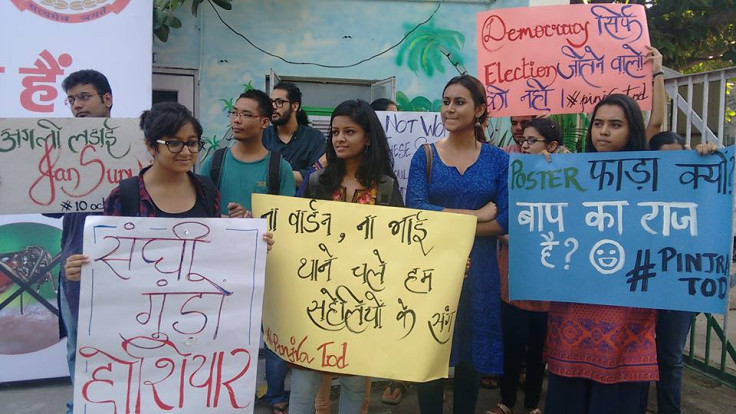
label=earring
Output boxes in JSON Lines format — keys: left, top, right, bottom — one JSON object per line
{"left": 474, "top": 117, "right": 482, "bottom": 128}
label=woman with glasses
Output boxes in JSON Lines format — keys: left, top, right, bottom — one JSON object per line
{"left": 489, "top": 117, "right": 562, "bottom": 414}
{"left": 65, "top": 102, "right": 275, "bottom": 274}
{"left": 101, "top": 102, "right": 219, "bottom": 218}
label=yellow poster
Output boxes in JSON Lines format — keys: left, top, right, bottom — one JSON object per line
{"left": 252, "top": 194, "right": 476, "bottom": 382}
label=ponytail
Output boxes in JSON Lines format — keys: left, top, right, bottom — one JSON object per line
{"left": 296, "top": 109, "right": 310, "bottom": 126}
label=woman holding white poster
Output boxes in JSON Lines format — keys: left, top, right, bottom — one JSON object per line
{"left": 406, "top": 74, "right": 509, "bottom": 414}
{"left": 64, "top": 102, "right": 274, "bottom": 274}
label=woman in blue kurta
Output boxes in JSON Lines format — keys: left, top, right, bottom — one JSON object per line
{"left": 407, "top": 74, "right": 509, "bottom": 414}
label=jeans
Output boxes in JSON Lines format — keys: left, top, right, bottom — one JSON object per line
{"left": 262, "top": 347, "right": 289, "bottom": 405}
{"left": 655, "top": 310, "right": 692, "bottom": 413}
{"left": 59, "top": 286, "right": 76, "bottom": 414}
{"left": 416, "top": 363, "right": 480, "bottom": 414}
{"left": 289, "top": 369, "right": 366, "bottom": 414}
{"left": 314, "top": 373, "right": 371, "bottom": 414}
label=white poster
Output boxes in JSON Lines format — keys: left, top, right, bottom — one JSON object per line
{"left": 0, "top": 0, "right": 152, "bottom": 117}
{"left": 377, "top": 111, "right": 446, "bottom": 198}
{"left": 75, "top": 216, "right": 267, "bottom": 413}
{"left": 0, "top": 117, "right": 151, "bottom": 214}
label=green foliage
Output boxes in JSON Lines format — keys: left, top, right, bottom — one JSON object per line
{"left": 204, "top": 81, "right": 256, "bottom": 157}
{"left": 219, "top": 98, "right": 234, "bottom": 112}
{"left": 200, "top": 127, "right": 231, "bottom": 161}
{"left": 395, "top": 91, "right": 441, "bottom": 112}
{"left": 153, "top": 0, "right": 232, "bottom": 42}
{"left": 219, "top": 82, "right": 254, "bottom": 112}
{"left": 726, "top": 79, "right": 735, "bottom": 123}
{"left": 396, "top": 22, "right": 465, "bottom": 77}
{"left": 549, "top": 114, "right": 590, "bottom": 153}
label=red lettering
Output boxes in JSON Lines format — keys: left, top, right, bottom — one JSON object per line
{"left": 317, "top": 341, "right": 349, "bottom": 369}
{"left": 62, "top": 144, "right": 103, "bottom": 198}
{"left": 481, "top": 14, "right": 590, "bottom": 51}
{"left": 28, "top": 142, "right": 80, "bottom": 206}
{"left": 484, "top": 59, "right": 558, "bottom": 85}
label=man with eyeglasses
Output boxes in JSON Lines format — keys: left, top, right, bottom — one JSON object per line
{"left": 262, "top": 82, "right": 325, "bottom": 188}
{"left": 62, "top": 69, "right": 112, "bottom": 118}
{"left": 200, "top": 89, "right": 295, "bottom": 219}
{"left": 54, "top": 69, "right": 112, "bottom": 414}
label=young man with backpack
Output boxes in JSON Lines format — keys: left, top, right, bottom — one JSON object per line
{"left": 199, "top": 88, "right": 295, "bottom": 414}
{"left": 200, "top": 89, "right": 295, "bottom": 217}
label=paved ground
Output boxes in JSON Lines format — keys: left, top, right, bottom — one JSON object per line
{"left": 2, "top": 358, "right": 735, "bottom": 413}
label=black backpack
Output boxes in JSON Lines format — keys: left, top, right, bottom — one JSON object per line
{"left": 118, "top": 175, "right": 218, "bottom": 217}
{"left": 209, "top": 147, "right": 282, "bottom": 195}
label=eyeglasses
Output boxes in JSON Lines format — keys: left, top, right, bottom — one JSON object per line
{"left": 156, "top": 139, "right": 204, "bottom": 153}
{"left": 520, "top": 137, "right": 545, "bottom": 146}
{"left": 271, "top": 98, "right": 290, "bottom": 108}
{"left": 64, "top": 92, "right": 100, "bottom": 106}
{"left": 228, "top": 110, "right": 262, "bottom": 120}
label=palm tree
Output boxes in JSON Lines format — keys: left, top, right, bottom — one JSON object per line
{"left": 396, "top": 22, "right": 466, "bottom": 77}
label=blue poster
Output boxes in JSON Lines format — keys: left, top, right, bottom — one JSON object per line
{"left": 508, "top": 146, "right": 734, "bottom": 314}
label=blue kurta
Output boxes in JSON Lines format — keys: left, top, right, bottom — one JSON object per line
{"left": 407, "top": 143, "right": 509, "bottom": 374}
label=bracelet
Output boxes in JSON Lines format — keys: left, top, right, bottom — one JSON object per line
{"left": 653, "top": 71, "right": 664, "bottom": 78}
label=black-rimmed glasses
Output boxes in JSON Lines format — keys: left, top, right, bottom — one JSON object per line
{"left": 156, "top": 139, "right": 204, "bottom": 153}
{"left": 520, "top": 137, "right": 544, "bottom": 146}
{"left": 271, "top": 98, "right": 290, "bottom": 108}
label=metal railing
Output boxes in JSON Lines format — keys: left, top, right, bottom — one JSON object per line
{"left": 664, "top": 67, "right": 736, "bottom": 147}
{"left": 686, "top": 313, "right": 736, "bottom": 387}
{"left": 664, "top": 66, "right": 736, "bottom": 387}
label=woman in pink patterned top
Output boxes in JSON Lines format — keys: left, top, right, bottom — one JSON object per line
{"left": 544, "top": 94, "right": 658, "bottom": 414}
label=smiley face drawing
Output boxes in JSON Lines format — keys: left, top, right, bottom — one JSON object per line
{"left": 589, "top": 239, "right": 625, "bottom": 274}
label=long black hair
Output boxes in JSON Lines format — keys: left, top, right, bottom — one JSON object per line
{"left": 315, "top": 100, "right": 396, "bottom": 198}
{"left": 585, "top": 94, "right": 647, "bottom": 152}
{"left": 443, "top": 75, "right": 488, "bottom": 143}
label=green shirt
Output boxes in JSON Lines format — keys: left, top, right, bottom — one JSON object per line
{"left": 199, "top": 148, "right": 295, "bottom": 212}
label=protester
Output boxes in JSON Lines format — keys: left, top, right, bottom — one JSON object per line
{"left": 501, "top": 115, "right": 535, "bottom": 154}
{"left": 645, "top": 131, "right": 719, "bottom": 414}
{"left": 289, "top": 99, "right": 402, "bottom": 414}
{"left": 370, "top": 98, "right": 398, "bottom": 112}
{"left": 544, "top": 94, "right": 657, "bottom": 414}
{"left": 488, "top": 117, "right": 562, "bottom": 414}
{"left": 646, "top": 46, "right": 666, "bottom": 141}
{"left": 64, "top": 103, "right": 275, "bottom": 270}
{"left": 307, "top": 97, "right": 401, "bottom": 414}
{"left": 296, "top": 98, "right": 397, "bottom": 199}
{"left": 55, "top": 69, "right": 113, "bottom": 414}
{"left": 199, "top": 89, "right": 295, "bottom": 215}
{"left": 263, "top": 82, "right": 326, "bottom": 188}
{"left": 407, "top": 74, "right": 508, "bottom": 414}
{"left": 198, "top": 89, "right": 294, "bottom": 414}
